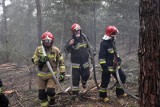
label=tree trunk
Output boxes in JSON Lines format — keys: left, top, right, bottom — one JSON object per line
{"left": 139, "top": 0, "right": 160, "bottom": 107}
{"left": 93, "top": 0, "right": 96, "bottom": 52}
{"left": 2, "top": 0, "right": 9, "bottom": 63}
{"left": 26, "top": 0, "right": 33, "bottom": 63}
{"left": 72, "top": 0, "right": 79, "bottom": 22}
{"left": 35, "top": 0, "right": 42, "bottom": 43}
{"left": 61, "top": 0, "right": 66, "bottom": 50}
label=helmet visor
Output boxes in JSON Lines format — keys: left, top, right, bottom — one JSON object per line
{"left": 43, "top": 39, "right": 52, "bottom": 43}
{"left": 43, "top": 39, "right": 53, "bottom": 47}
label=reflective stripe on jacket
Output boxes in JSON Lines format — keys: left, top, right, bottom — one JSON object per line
{"left": 64, "top": 34, "right": 89, "bottom": 65}
{"left": 32, "top": 45, "right": 65, "bottom": 78}
{"left": 98, "top": 39, "right": 121, "bottom": 71}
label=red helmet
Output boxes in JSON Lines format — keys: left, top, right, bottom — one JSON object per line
{"left": 105, "top": 26, "right": 119, "bottom": 36}
{"left": 41, "top": 31, "right": 54, "bottom": 41}
{"left": 71, "top": 23, "right": 81, "bottom": 31}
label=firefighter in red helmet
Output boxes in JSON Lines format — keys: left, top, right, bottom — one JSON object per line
{"left": 98, "top": 26, "right": 127, "bottom": 102}
{"left": 32, "top": 31, "right": 65, "bottom": 107}
{"left": 64, "top": 23, "right": 90, "bottom": 99}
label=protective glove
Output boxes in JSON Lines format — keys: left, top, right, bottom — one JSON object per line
{"left": 59, "top": 72, "right": 65, "bottom": 82}
{"left": 117, "top": 57, "right": 122, "bottom": 65}
{"left": 113, "top": 55, "right": 119, "bottom": 69}
{"left": 38, "top": 56, "right": 49, "bottom": 64}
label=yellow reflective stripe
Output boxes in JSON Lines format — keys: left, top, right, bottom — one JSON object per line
{"left": 99, "top": 90, "right": 106, "bottom": 92}
{"left": 72, "top": 86, "right": 79, "bottom": 91}
{"left": 108, "top": 69, "right": 114, "bottom": 72}
{"left": 99, "top": 87, "right": 107, "bottom": 92}
{"left": 108, "top": 66, "right": 115, "bottom": 72}
{"left": 75, "top": 43, "right": 87, "bottom": 50}
{"left": 0, "top": 87, "right": 2, "bottom": 94}
{"left": 79, "top": 44, "right": 87, "bottom": 48}
{"left": 99, "top": 59, "right": 106, "bottom": 64}
{"left": 38, "top": 73, "right": 52, "bottom": 77}
{"left": 72, "top": 66, "right": 79, "bottom": 68}
{"left": 60, "top": 66, "right": 65, "bottom": 69}
{"left": 116, "top": 86, "right": 123, "bottom": 89}
{"left": 40, "top": 100, "right": 48, "bottom": 107}
{"left": 38, "top": 72, "right": 57, "bottom": 77}
{"left": 83, "top": 62, "right": 89, "bottom": 68}
{"left": 59, "top": 56, "right": 63, "bottom": 60}
{"left": 108, "top": 66, "right": 121, "bottom": 72}
{"left": 99, "top": 61, "right": 106, "bottom": 64}
{"left": 108, "top": 48, "right": 114, "bottom": 53}
{"left": 72, "top": 63, "right": 80, "bottom": 68}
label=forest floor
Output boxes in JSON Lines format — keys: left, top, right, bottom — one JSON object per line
{"left": 0, "top": 52, "right": 139, "bottom": 107}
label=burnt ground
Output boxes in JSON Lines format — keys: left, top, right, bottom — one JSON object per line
{"left": 0, "top": 54, "right": 139, "bottom": 107}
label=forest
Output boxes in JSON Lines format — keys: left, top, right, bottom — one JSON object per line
{"left": 0, "top": 0, "right": 159, "bottom": 107}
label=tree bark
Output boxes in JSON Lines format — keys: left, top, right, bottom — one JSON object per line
{"left": 139, "top": 0, "right": 160, "bottom": 106}
{"left": 35, "top": 0, "right": 42, "bottom": 43}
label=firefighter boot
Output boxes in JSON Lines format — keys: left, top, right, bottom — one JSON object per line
{"left": 48, "top": 97, "right": 56, "bottom": 107}
{"left": 71, "top": 91, "right": 79, "bottom": 101}
{"left": 116, "top": 87, "right": 127, "bottom": 98}
{"left": 40, "top": 100, "right": 48, "bottom": 107}
{"left": 99, "top": 91, "right": 109, "bottom": 102}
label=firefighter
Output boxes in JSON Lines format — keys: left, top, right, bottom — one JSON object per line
{"left": 64, "top": 23, "right": 90, "bottom": 99}
{"left": 0, "top": 79, "right": 9, "bottom": 107}
{"left": 32, "top": 31, "right": 65, "bottom": 107}
{"left": 98, "top": 26, "right": 127, "bottom": 102}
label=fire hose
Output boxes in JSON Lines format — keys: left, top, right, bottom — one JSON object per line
{"left": 81, "top": 35, "right": 139, "bottom": 100}
{"left": 41, "top": 41, "right": 69, "bottom": 93}
{"left": 116, "top": 67, "right": 139, "bottom": 100}
{"left": 82, "top": 33, "right": 99, "bottom": 89}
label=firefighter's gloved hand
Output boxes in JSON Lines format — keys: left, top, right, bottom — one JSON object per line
{"left": 113, "top": 62, "right": 118, "bottom": 70}
{"left": 39, "top": 56, "right": 49, "bottom": 64}
{"left": 113, "top": 56, "right": 118, "bottom": 69}
{"left": 117, "top": 57, "right": 122, "bottom": 65}
{"left": 59, "top": 72, "right": 65, "bottom": 82}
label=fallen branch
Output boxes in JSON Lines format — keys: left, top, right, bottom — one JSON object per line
{"left": 16, "top": 100, "right": 25, "bottom": 107}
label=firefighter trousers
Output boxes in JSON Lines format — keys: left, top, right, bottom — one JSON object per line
{"left": 99, "top": 68, "right": 126, "bottom": 98}
{"left": 72, "top": 66, "right": 90, "bottom": 95}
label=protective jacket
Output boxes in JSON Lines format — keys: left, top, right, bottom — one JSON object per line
{"left": 32, "top": 45, "right": 65, "bottom": 79}
{"left": 64, "top": 34, "right": 89, "bottom": 68}
{"left": 99, "top": 38, "right": 121, "bottom": 72}
{"left": 64, "top": 33, "right": 90, "bottom": 94}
